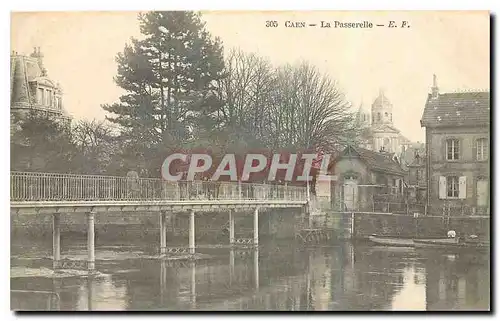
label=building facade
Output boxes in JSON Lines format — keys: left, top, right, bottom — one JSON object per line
{"left": 329, "top": 146, "right": 406, "bottom": 212}
{"left": 358, "top": 89, "right": 413, "bottom": 156}
{"left": 420, "top": 75, "right": 490, "bottom": 215}
{"left": 11, "top": 48, "right": 70, "bottom": 121}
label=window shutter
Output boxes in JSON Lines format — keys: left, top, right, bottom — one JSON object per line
{"left": 439, "top": 176, "right": 446, "bottom": 199}
{"left": 459, "top": 176, "right": 467, "bottom": 199}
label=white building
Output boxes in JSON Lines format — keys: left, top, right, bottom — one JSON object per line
{"left": 357, "top": 89, "right": 413, "bottom": 158}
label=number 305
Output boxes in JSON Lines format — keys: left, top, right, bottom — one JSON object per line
{"left": 266, "top": 20, "right": 278, "bottom": 27}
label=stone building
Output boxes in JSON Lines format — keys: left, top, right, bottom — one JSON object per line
{"left": 406, "top": 150, "right": 427, "bottom": 205}
{"left": 329, "top": 146, "right": 406, "bottom": 212}
{"left": 420, "top": 75, "right": 490, "bottom": 215}
{"left": 357, "top": 89, "right": 413, "bottom": 156}
{"left": 11, "top": 48, "right": 70, "bottom": 121}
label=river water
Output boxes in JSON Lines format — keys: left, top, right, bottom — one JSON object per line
{"left": 11, "top": 237, "right": 490, "bottom": 311}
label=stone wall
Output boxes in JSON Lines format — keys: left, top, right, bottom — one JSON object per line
{"left": 347, "top": 212, "right": 490, "bottom": 239}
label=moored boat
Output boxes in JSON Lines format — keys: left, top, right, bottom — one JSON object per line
{"left": 414, "top": 239, "right": 490, "bottom": 251}
{"left": 368, "top": 234, "right": 457, "bottom": 247}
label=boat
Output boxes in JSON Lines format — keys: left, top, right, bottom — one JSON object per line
{"left": 414, "top": 239, "right": 490, "bottom": 252}
{"left": 368, "top": 234, "right": 457, "bottom": 247}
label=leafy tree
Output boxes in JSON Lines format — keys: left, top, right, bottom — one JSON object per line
{"left": 10, "top": 111, "right": 76, "bottom": 173}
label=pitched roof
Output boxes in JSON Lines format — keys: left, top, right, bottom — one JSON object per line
{"left": 337, "top": 146, "right": 406, "bottom": 176}
{"left": 421, "top": 91, "right": 490, "bottom": 127}
{"left": 371, "top": 123, "right": 400, "bottom": 133}
{"left": 400, "top": 143, "right": 425, "bottom": 166}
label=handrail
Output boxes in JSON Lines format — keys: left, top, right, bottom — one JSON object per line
{"left": 10, "top": 171, "right": 308, "bottom": 202}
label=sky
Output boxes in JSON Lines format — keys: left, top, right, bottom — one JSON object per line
{"left": 10, "top": 11, "right": 490, "bottom": 142}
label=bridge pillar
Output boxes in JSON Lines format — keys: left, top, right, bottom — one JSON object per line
{"left": 253, "top": 207, "right": 259, "bottom": 247}
{"left": 160, "top": 211, "right": 167, "bottom": 255}
{"left": 229, "top": 210, "right": 235, "bottom": 246}
{"left": 189, "top": 210, "right": 196, "bottom": 255}
{"left": 52, "top": 213, "right": 61, "bottom": 270}
{"left": 87, "top": 210, "right": 96, "bottom": 271}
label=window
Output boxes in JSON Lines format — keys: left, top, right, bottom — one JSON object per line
{"left": 446, "top": 139, "right": 459, "bottom": 161}
{"left": 439, "top": 176, "right": 466, "bottom": 199}
{"left": 447, "top": 176, "right": 459, "bottom": 198}
{"left": 377, "top": 113, "right": 381, "bottom": 121}
{"left": 385, "top": 112, "right": 388, "bottom": 117}
{"left": 476, "top": 138, "right": 488, "bottom": 161}
{"left": 47, "top": 90, "right": 52, "bottom": 106}
{"left": 37, "top": 88, "right": 43, "bottom": 104}
{"left": 390, "top": 113, "right": 392, "bottom": 121}
{"left": 416, "top": 169, "right": 420, "bottom": 181}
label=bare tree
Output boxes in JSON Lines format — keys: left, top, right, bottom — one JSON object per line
{"left": 214, "top": 49, "right": 274, "bottom": 148}
{"left": 269, "top": 61, "right": 360, "bottom": 153}
{"left": 72, "top": 119, "right": 118, "bottom": 174}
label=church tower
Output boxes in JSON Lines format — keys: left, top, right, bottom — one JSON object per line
{"left": 357, "top": 103, "right": 371, "bottom": 127}
{"left": 371, "top": 88, "right": 393, "bottom": 125}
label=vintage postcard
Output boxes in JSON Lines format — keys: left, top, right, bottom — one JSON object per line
{"left": 10, "top": 11, "right": 490, "bottom": 311}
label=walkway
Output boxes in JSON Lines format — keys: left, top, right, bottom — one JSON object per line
{"left": 10, "top": 171, "right": 309, "bottom": 272}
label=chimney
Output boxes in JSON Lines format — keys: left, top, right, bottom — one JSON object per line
{"left": 431, "top": 74, "right": 439, "bottom": 99}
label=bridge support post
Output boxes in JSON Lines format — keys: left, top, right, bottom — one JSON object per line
{"left": 189, "top": 210, "right": 196, "bottom": 255}
{"left": 87, "top": 210, "right": 95, "bottom": 271}
{"left": 160, "top": 211, "right": 167, "bottom": 255}
{"left": 52, "top": 213, "right": 61, "bottom": 270}
{"left": 253, "top": 207, "right": 259, "bottom": 247}
{"left": 229, "top": 210, "right": 235, "bottom": 246}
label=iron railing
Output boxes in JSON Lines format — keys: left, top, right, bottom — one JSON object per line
{"left": 10, "top": 171, "right": 307, "bottom": 202}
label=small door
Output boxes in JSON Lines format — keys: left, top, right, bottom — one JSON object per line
{"left": 343, "top": 179, "right": 358, "bottom": 211}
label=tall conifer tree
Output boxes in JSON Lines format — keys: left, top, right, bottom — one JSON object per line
{"left": 102, "top": 12, "right": 224, "bottom": 166}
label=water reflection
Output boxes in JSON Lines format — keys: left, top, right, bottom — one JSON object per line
{"left": 10, "top": 239, "right": 490, "bottom": 311}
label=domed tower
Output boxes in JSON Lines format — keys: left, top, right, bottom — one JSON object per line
{"left": 371, "top": 88, "right": 393, "bottom": 125}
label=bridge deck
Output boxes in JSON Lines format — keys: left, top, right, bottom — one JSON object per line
{"left": 11, "top": 171, "right": 308, "bottom": 214}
